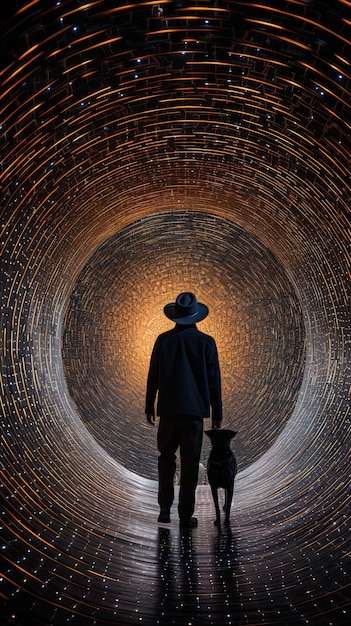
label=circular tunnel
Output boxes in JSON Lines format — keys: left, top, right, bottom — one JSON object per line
{"left": 0, "top": 2, "right": 350, "bottom": 625}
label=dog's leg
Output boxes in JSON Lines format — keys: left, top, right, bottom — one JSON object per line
{"left": 224, "top": 486, "right": 233, "bottom": 526}
{"left": 211, "top": 485, "right": 221, "bottom": 526}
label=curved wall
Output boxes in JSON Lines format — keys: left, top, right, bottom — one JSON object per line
{"left": 0, "top": 2, "right": 350, "bottom": 625}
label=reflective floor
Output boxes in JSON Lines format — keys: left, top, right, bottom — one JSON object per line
{"left": 1, "top": 461, "right": 350, "bottom": 626}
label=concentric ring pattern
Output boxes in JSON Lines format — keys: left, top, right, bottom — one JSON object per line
{"left": 62, "top": 211, "right": 306, "bottom": 478}
{"left": 0, "top": 2, "right": 350, "bottom": 626}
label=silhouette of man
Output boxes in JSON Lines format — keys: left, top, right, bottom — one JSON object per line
{"left": 146, "top": 292, "right": 222, "bottom": 528}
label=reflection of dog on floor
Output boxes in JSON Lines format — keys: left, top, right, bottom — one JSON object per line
{"left": 205, "top": 429, "right": 237, "bottom": 527}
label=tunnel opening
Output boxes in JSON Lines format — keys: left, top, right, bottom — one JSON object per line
{"left": 61, "top": 210, "right": 306, "bottom": 479}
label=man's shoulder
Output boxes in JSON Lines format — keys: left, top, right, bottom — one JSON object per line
{"left": 156, "top": 325, "right": 215, "bottom": 343}
{"left": 184, "top": 326, "right": 216, "bottom": 344}
{"left": 197, "top": 329, "right": 216, "bottom": 343}
{"left": 155, "top": 327, "right": 177, "bottom": 343}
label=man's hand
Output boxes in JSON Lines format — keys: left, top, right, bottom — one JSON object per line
{"left": 146, "top": 412, "right": 155, "bottom": 425}
{"left": 212, "top": 420, "right": 221, "bottom": 429}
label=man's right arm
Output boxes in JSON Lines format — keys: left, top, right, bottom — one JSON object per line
{"left": 146, "top": 412, "right": 155, "bottom": 425}
{"left": 145, "top": 337, "right": 161, "bottom": 425}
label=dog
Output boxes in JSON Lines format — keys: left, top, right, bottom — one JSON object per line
{"left": 205, "top": 429, "right": 237, "bottom": 527}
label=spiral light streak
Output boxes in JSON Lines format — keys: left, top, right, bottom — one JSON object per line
{"left": 0, "top": 1, "right": 350, "bottom": 625}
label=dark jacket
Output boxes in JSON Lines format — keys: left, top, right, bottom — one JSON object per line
{"left": 145, "top": 324, "right": 222, "bottom": 421}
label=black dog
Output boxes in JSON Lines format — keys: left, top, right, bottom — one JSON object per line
{"left": 205, "top": 429, "right": 237, "bottom": 527}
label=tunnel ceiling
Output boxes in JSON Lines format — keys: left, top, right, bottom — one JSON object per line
{"left": 1, "top": 0, "right": 350, "bottom": 247}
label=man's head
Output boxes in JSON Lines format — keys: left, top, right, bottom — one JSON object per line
{"left": 164, "top": 292, "right": 208, "bottom": 324}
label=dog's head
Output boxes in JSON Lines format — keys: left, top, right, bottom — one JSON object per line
{"left": 205, "top": 428, "right": 237, "bottom": 446}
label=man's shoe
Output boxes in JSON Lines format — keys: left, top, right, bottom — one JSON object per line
{"left": 180, "top": 517, "right": 198, "bottom": 528}
{"left": 158, "top": 511, "right": 170, "bottom": 523}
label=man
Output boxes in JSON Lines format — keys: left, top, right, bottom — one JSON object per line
{"left": 145, "top": 292, "right": 222, "bottom": 528}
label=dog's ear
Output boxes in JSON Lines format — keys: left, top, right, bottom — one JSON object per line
{"left": 228, "top": 430, "right": 238, "bottom": 440}
{"left": 219, "top": 429, "right": 238, "bottom": 441}
{"left": 204, "top": 430, "right": 213, "bottom": 440}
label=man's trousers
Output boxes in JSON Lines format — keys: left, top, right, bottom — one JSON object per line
{"left": 157, "top": 415, "right": 203, "bottom": 521}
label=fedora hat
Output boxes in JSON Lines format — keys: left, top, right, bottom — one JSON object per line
{"left": 164, "top": 292, "right": 208, "bottom": 324}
